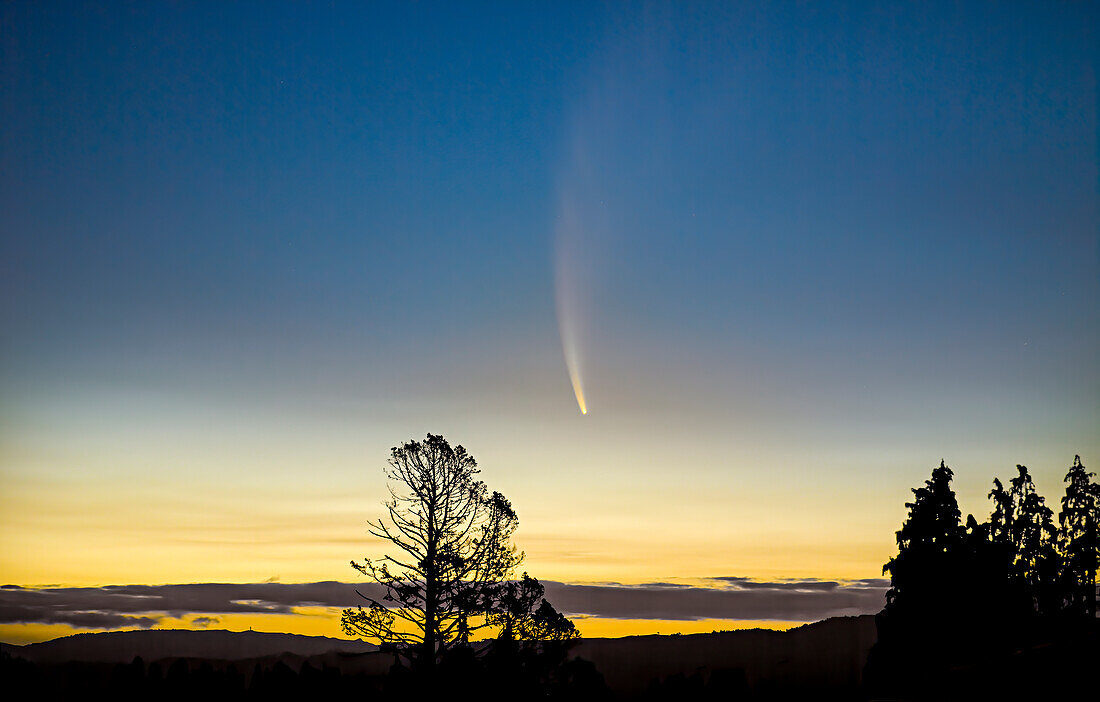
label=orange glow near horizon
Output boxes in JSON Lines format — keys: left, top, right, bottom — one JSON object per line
{"left": 0, "top": 436, "right": 900, "bottom": 588}
{"left": 0, "top": 607, "right": 805, "bottom": 646}
{"left": 3, "top": 396, "right": 1091, "bottom": 649}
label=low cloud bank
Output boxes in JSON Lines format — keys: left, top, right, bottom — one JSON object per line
{"left": 542, "top": 578, "right": 887, "bottom": 621}
{"left": 0, "top": 582, "right": 374, "bottom": 629}
{"left": 0, "top": 578, "right": 887, "bottom": 629}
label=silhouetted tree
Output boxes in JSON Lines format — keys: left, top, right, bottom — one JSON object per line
{"left": 341, "top": 433, "right": 576, "bottom": 674}
{"left": 867, "top": 461, "right": 968, "bottom": 694}
{"left": 1059, "top": 455, "right": 1099, "bottom": 619}
{"left": 960, "top": 512, "right": 1017, "bottom": 622}
{"left": 965, "top": 480, "right": 1033, "bottom": 626}
{"left": 985, "top": 476, "right": 1020, "bottom": 589}
{"left": 881, "top": 460, "right": 964, "bottom": 622}
{"left": 868, "top": 456, "right": 1099, "bottom": 700}
{"left": 1006, "top": 465, "right": 1059, "bottom": 614}
{"left": 988, "top": 476, "right": 1013, "bottom": 545}
{"left": 489, "top": 574, "right": 578, "bottom": 644}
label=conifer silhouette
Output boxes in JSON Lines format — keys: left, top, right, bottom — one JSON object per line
{"left": 1059, "top": 456, "right": 1099, "bottom": 619}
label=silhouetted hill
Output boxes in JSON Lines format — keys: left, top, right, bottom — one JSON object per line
{"left": 572, "top": 615, "right": 877, "bottom": 696}
{"left": 0, "top": 628, "right": 375, "bottom": 664}
{"left": 2, "top": 617, "right": 877, "bottom": 697}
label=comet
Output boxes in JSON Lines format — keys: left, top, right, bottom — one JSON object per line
{"left": 571, "top": 372, "right": 588, "bottom": 415}
{"left": 555, "top": 211, "right": 588, "bottom": 415}
{"left": 559, "top": 310, "right": 587, "bottom": 415}
{"left": 554, "top": 103, "right": 608, "bottom": 417}
{"left": 554, "top": 181, "right": 591, "bottom": 417}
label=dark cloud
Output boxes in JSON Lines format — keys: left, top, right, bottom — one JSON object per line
{"left": 190, "top": 616, "right": 220, "bottom": 628}
{"left": 0, "top": 582, "right": 380, "bottom": 627}
{"left": 0, "top": 578, "right": 886, "bottom": 628}
{"left": 541, "top": 580, "right": 886, "bottom": 621}
{"left": 714, "top": 578, "right": 840, "bottom": 591}
{"left": 850, "top": 578, "right": 890, "bottom": 587}
{"left": 0, "top": 603, "right": 159, "bottom": 629}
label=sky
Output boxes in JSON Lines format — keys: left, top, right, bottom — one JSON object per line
{"left": 1, "top": 1, "right": 1097, "bottom": 643}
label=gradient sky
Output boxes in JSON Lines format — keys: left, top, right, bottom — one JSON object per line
{"left": 1, "top": 1, "right": 1098, "bottom": 641}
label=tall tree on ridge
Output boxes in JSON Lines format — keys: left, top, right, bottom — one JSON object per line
{"left": 341, "top": 434, "right": 576, "bottom": 672}
{"left": 882, "top": 460, "right": 965, "bottom": 623}
{"left": 988, "top": 477, "right": 1014, "bottom": 547}
{"left": 1007, "top": 465, "right": 1059, "bottom": 614}
{"left": 1059, "top": 455, "right": 1098, "bottom": 619}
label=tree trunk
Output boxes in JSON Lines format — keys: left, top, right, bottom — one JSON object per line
{"left": 423, "top": 491, "right": 438, "bottom": 672}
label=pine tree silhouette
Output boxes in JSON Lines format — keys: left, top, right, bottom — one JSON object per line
{"left": 1059, "top": 456, "right": 1099, "bottom": 619}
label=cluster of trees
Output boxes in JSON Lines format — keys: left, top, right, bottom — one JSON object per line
{"left": 340, "top": 434, "right": 584, "bottom": 694}
{"left": 0, "top": 653, "right": 366, "bottom": 699}
{"left": 868, "top": 455, "right": 1098, "bottom": 697}
{"left": 0, "top": 651, "right": 601, "bottom": 701}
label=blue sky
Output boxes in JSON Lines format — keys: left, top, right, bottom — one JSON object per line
{"left": 1, "top": 1, "right": 1097, "bottom": 624}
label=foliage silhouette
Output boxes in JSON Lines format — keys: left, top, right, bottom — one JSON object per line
{"left": 340, "top": 433, "right": 578, "bottom": 678}
{"left": 5, "top": 450, "right": 1096, "bottom": 700}
{"left": 869, "top": 460, "right": 971, "bottom": 691}
{"left": 880, "top": 459, "right": 964, "bottom": 623}
{"left": 1007, "top": 464, "right": 1060, "bottom": 614}
{"left": 0, "top": 646, "right": 609, "bottom": 702}
{"left": 1059, "top": 455, "right": 1099, "bottom": 618}
{"left": 866, "top": 455, "right": 1099, "bottom": 699}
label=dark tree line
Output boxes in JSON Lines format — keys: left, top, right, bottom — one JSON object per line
{"left": 0, "top": 653, "right": 357, "bottom": 701}
{"left": 0, "top": 650, "right": 609, "bottom": 702}
{"left": 867, "top": 456, "right": 1099, "bottom": 699}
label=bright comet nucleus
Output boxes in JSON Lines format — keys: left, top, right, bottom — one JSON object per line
{"left": 572, "top": 375, "right": 588, "bottom": 415}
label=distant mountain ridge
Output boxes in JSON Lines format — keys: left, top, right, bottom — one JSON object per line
{"left": 2, "top": 616, "right": 878, "bottom": 695}
{"left": 573, "top": 615, "right": 877, "bottom": 695}
{"left": 1, "top": 628, "right": 376, "bottom": 663}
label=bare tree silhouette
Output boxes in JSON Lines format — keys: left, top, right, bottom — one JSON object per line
{"left": 341, "top": 433, "right": 576, "bottom": 673}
